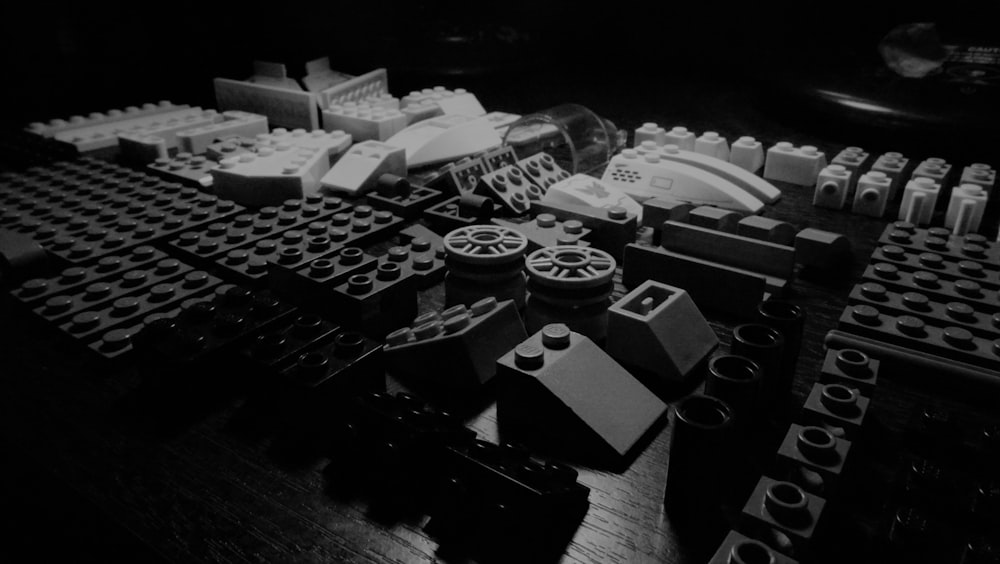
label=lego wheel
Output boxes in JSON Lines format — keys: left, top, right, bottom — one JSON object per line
{"left": 443, "top": 225, "right": 528, "bottom": 265}
{"left": 525, "top": 245, "right": 616, "bottom": 289}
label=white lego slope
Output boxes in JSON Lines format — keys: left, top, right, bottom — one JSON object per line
{"left": 386, "top": 115, "right": 501, "bottom": 168}
{"left": 635, "top": 143, "right": 781, "bottom": 204}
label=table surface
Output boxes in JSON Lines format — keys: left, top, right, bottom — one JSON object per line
{"left": 1, "top": 66, "right": 997, "bottom": 564}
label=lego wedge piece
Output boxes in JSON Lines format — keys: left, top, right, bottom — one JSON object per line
{"left": 606, "top": 280, "right": 719, "bottom": 393}
{"left": 497, "top": 323, "right": 668, "bottom": 466}
{"left": 636, "top": 142, "right": 781, "bottom": 203}
{"left": 661, "top": 221, "right": 795, "bottom": 281}
{"left": 319, "top": 140, "right": 406, "bottom": 195}
{"left": 543, "top": 173, "right": 643, "bottom": 220}
{"left": 602, "top": 149, "right": 764, "bottom": 213}
{"left": 213, "top": 144, "right": 330, "bottom": 206}
{"left": 386, "top": 114, "right": 502, "bottom": 169}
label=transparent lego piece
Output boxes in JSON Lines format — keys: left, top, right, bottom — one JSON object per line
{"left": 503, "top": 104, "right": 626, "bottom": 174}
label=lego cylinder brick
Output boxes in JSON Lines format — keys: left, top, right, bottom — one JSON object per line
{"left": 524, "top": 245, "right": 616, "bottom": 342}
{"left": 757, "top": 299, "right": 806, "bottom": 395}
{"left": 704, "top": 354, "right": 762, "bottom": 430}
{"left": 731, "top": 324, "right": 787, "bottom": 415}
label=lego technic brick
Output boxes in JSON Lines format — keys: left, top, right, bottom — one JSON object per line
{"left": 118, "top": 109, "right": 224, "bottom": 149}
{"left": 270, "top": 247, "right": 378, "bottom": 306}
{"left": 10, "top": 246, "right": 166, "bottom": 307}
{"left": 117, "top": 132, "right": 168, "bottom": 164}
{"left": 898, "top": 177, "right": 941, "bottom": 225}
{"left": 959, "top": 163, "right": 996, "bottom": 195}
{"left": 729, "top": 136, "right": 765, "bottom": 173}
{"left": 176, "top": 110, "right": 269, "bottom": 154}
{"left": 606, "top": 280, "right": 719, "bottom": 390}
{"left": 708, "top": 530, "right": 799, "bottom": 564}
{"left": 871, "top": 245, "right": 1000, "bottom": 289}
{"left": 801, "top": 382, "right": 870, "bottom": 439}
{"left": 794, "top": 228, "right": 851, "bottom": 271}
{"left": 736, "top": 215, "right": 796, "bottom": 246}
{"left": 740, "top": 477, "right": 826, "bottom": 559}
{"left": 367, "top": 184, "right": 444, "bottom": 219}
{"left": 385, "top": 114, "right": 502, "bottom": 169}
{"left": 384, "top": 297, "right": 527, "bottom": 393}
{"left": 634, "top": 142, "right": 780, "bottom": 204}
{"left": 258, "top": 128, "right": 353, "bottom": 167}
{"left": 661, "top": 220, "right": 796, "bottom": 281}
{"left": 491, "top": 214, "right": 590, "bottom": 251}
{"left": 763, "top": 142, "right": 828, "bottom": 187}
{"left": 31, "top": 258, "right": 194, "bottom": 324}
{"left": 316, "top": 68, "right": 389, "bottom": 109}
{"left": 423, "top": 194, "right": 496, "bottom": 232}
{"left": 329, "top": 260, "right": 418, "bottom": 337}
{"left": 945, "top": 184, "right": 988, "bottom": 233}
{"left": 475, "top": 162, "right": 548, "bottom": 215}
{"left": 382, "top": 243, "right": 447, "bottom": 289}
{"left": 879, "top": 223, "right": 1000, "bottom": 266}
{"left": 321, "top": 103, "right": 408, "bottom": 142}
{"left": 775, "top": 424, "right": 852, "bottom": 497}
{"left": 401, "top": 86, "right": 487, "bottom": 117}
{"left": 148, "top": 153, "right": 216, "bottom": 188}
{"left": 862, "top": 262, "right": 1000, "bottom": 314}
{"left": 819, "top": 348, "right": 880, "bottom": 397}
{"left": 849, "top": 281, "right": 1000, "bottom": 339}
{"left": 870, "top": 151, "right": 910, "bottom": 199}
{"left": 425, "top": 439, "right": 590, "bottom": 564}
{"left": 694, "top": 131, "right": 730, "bottom": 160}
{"left": 212, "top": 144, "right": 331, "bottom": 207}
{"left": 543, "top": 174, "right": 643, "bottom": 219}
{"left": 496, "top": 323, "right": 668, "bottom": 465}
{"left": 601, "top": 150, "right": 764, "bottom": 213}
{"left": 514, "top": 152, "right": 572, "bottom": 191}
{"left": 237, "top": 313, "right": 342, "bottom": 379}
{"left": 812, "top": 164, "right": 851, "bottom": 210}
{"left": 851, "top": 171, "right": 892, "bottom": 218}
{"left": 910, "top": 157, "right": 952, "bottom": 189}
{"left": 214, "top": 77, "right": 319, "bottom": 130}
{"left": 622, "top": 244, "right": 772, "bottom": 316}
{"left": 319, "top": 140, "right": 406, "bottom": 195}
{"left": 57, "top": 270, "right": 222, "bottom": 343}
{"left": 529, "top": 200, "right": 636, "bottom": 262}
{"left": 837, "top": 303, "right": 1000, "bottom": 371}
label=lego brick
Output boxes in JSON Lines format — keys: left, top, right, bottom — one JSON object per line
{"left": 400, "top": 100, "right": 445, "bottom": 125}
{"left": 606, "top": 280, "right": 718, "bottom": 390}
{"left": 898, "top": 177, "right": 941, "bottom": 225}
{"left": 543, "top": 173, "right": 643, "bottom": 220}
{"left": 329, "top": 259, "right": 418, "bottom": 337}
{"left": 496, "top": 323, "right": 668, "bottom": 464}
{"left": 214, "top": 77, "right": 318, "bottom": 130}
{"left": 119, "top": 109, "right": 224, "bottom": 149}
{"left": 213, "top": 144, "right": 331, "bottom": 206}
{"left": 633, "top": 122, "right": 666, "bottom": 146}
{"left": 794, "top": 228, "right": 851, "bottom": 270}
{"left": 694, "top": 131, "right": 730, "bottom": 160}
{"left": 206, "top": 136, "right": 258, "bottom": 162}
{"left": 247, "top": 60, "right": 302, "bottom": 90}
{"left": 401, "top": 86, "right": 486, "bottom": 117}
{"left": 737, "top": 215, "right": 796, "bottom": 246}
{"left": 382, "top": 243, "right": 447, "bottom": 289}
{"left": 117, "top": 132, "right": 168, "bottom": 164}
{"left": 316, "top": 68, "right": 388, "bottom": 109}
{"left": 662, "top": 220, "right": 795, "bottom": 280}
{"left": 514, "top": 152, "right": 572, "bottom": 191}
{"left": 763, "top": 142, "right": 827, "bottom": 187}
{"left": 475, "top": 162, "right": 547, "bottom": 214}
{"left": 879, "top": 223, "right": 1000, "bottom": 267}
{"left": 708, "top": 530, "right": 798, "bottom": 564}
{"left": 237, "top": 313, "right": 342, "bottom": 379}
{"left": 367, "top": 184, "right": 444, "bottom": 219}
{"left": 270, "top": 246, "right": 377, "bottom": 304}
{"left": 729, "top": 136, "right": 765, "bottom": 173}
{"left": 687, "top": 205, "right": 741, "bottom": 233}
{"left": 258, "top": 128, "right": 353, "bottom": 166}
{"left": 384, "top": 297, "right": 527, "bottom": 394}
{"left": 819, "top": 348, "right": 879, "bottom": 397}
{"left": 87, "top": 307, "right": 186, "bottom": 362}
{"left": 640, "top": 197, "right": 692, "bottom": 232}
{"left": 870, "top": 151, "right": 910, "bottom": 199}
{"left": 662, "top": 126, "right": 695, "bottom": 150}
{"left": 56, "top": 271, "right": 222, "bottom": 342}
{"left": 148, "top": 153, "right": 216, "bottom": 188}
{"left": 29, "top": 102, "right": 203, "bottom": 152}
{"left": 837, "top": 303, "right": 1000, "bottom": 371}
{"left": 0, "top": 227, "right": 49, "bottom": 281}
{"left": 851, "top": 171, "right": 892, "bottom": 218}
{"left": 491, "top": 214, "right": 590, "bottom": 251}
{"left": 319, "top": 140, "right": 406, "bottom": 195}
{"left": 812, "top": 164, "right": 851, "bottom": 210}
{"left": 385, "top": 114, "right": 502, "bottom": 169}
{"left": 635, "top": 142, "right": 780, "bottom": 204}
{"left": 776, "top": 424, "right": 852, "bottom": 497}
{"left": 622, "top": 244, "right": 773, "bottom": 316}
{"left": 960, "top": 163, "right": 996, "bottom": 195}
{"left": 397, "top": 222, "right": 444, "bottom": 249}
{"left": 801, "top": 381, "right": 870, "bottom": 439}
{"left": 321, "top": 103, "right": 408, "bottom": 142}
{"left": 10, "top": 246, "right": 166, "bottom": 306}
{"left": 529, "top": 200, "right": 636, "bottom": 262}
{"left": 740, "top": 477, "right": 826, "bottom": 559}
{"left": 861, "top": 262, "right": 1000, "bottom": 314}
{"left": 604, "top": 149, "right": 765, "bottom": 213}
{"left": 423, "top": 194, "right": 495, "bottom": 232}
{"left": 911, "top": 157, "right": 952, "bottom": 189}
{"left": 300, "top": 57, "right": 354, "bottom": 93}
{"left": 176, "top": 111, "right": 269, "bottom": 154}
{"left": 945, "top": 184, "right": 988, "bottom": 233}
{"left": 830, "top": 146, "right": 870, "bottom": 180}
{"left": 871, "top": 245, "right": 1000, "bottom": 289}
{"left": 26, "top": 101, "right": 188, "bottom": 138}
{"left": 849, "top": 281, "right": 1000, "bottom": 339}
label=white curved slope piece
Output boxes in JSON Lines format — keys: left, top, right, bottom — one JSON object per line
{"left": 635, "top": 143, "right": 781, "bottom": 204}
{"left": 543, "top": 174, "right": 644, "bottom": 220}
{"left": 601, "top": 150, "right": 764, "bottom": 214}
{"left": 386, "top": 114, "right": 501, "bottom": 168}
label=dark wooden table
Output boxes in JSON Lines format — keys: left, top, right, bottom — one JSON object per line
{"left": 1, "top": 65, "right": 996, "bottom": 564}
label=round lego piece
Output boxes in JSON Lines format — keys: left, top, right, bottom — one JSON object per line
{"left": 525, "top": 246, "right": 616, "bottom": 289}
{"left": 443, "top": 225, "right": 528, "bottom": 265}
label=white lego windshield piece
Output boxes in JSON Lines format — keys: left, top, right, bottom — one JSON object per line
{"left": 635, "top": 143, "right": 781, "bottom": 204}
{"left": 601, "top": 150, "right": 764, "bottom": 213}
{"left": 543, "top": 174, "right": 644, "bottom": 220}
{"left": 386, "top": 115, "right": 502, "bottom": 168}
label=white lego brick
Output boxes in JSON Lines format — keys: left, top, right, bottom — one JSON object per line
{"left": 43, "top": 105, "right": 211, "bottom": 152}
{"left": 812, "top": 165, "right": 851, "bottom": 210}
{"left": 401, "top": 100, "right": 445, "bottom": 125}
{"left": 600, "top": 149, "right": 764, "bottom": 213}
{"left": 898, "top": 177, "right": 941, "bottom": 225}
{"left": 317, "top": 68, "right": 389, "bottom": 109}
{"left": 176, "top": 111, "right": 269, "bottom": 154}
{"left": 871, "top": 152, "right": 909, "bottom": 199}
{"left": 663, "top": 126, "right": 696, "bottom": 150}
{"left": 26, "top": 101, "right": 188, "bottom": 138}
{"left": 635, "top": 142, "right": 780, "bottom": 204}
{"left": 729, "top": 136, "right": 764, "bottom": 173}
{"left": 763, "top": 142, "right": 827, "bottom": 186}
{"left": 945, "top": 184, "right": 988, "bottom": 233}
{"left": 257, "top": 128, "right": 353, "bottom": 166}
{"left": 485, "top": 111, "right": 521, "bottom": 136}
{"left": 634, "top": 122, "right": 667, "bottom": 147}
{"left": 117, "top": 133, "right": 168, "bottom": 164}
{"left": 694, "top": 131, "right": 730, "bottom": 161}
{"left": 911, "top": 157, "right": 951, "bottom": 188}
{"left": 321, "top": 103, "right": 408, "bottom": 141}
{"left": 851, "top": 171, "right": 892, "bottom": 218}
{"left": 212, "top": 144, "right": 330, "bottom": 206}
{"left": 319, "top": 140, "right": 406, "bottom": 195}
{"left": 401, "top": 87, "right": 486, "bottom": 117}
{"left": 121, "top": 110, "right": 224, "bottom": 149}
{"left": 960, "top": 163, "right": 995, "bottom": 196}
{"left": 386, "top": 114, "right": 502, "bottom": 169}
{"left": 543, "top": 174, "right": 644, "bottom": 220}
{"left": 214, "top": 77, "right": 319, "bottom": 130}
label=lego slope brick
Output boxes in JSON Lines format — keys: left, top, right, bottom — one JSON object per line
{"left": 543, "top": 173, "right": 644, "bottom": 221}
{"left": 117, "top": 132, "right": 167, "bottom": 164}
{"left": 386, "top": 114, "right": 502, "bottom": 169}
{"left": 661, "top": 220, "right": 795, "bottom": 281}
{"left": 212, "top": 144, "right": 330, "bottom": 207}
{"left": 606, "top": 280, "right": 719, "bottom": 391}
{"left": 401, "top": 86, "right": 487, "bottom": 117}
{"left": 384, "top": 297, "right": 527, "bottom": 394}
{"left": 496, "top": 324, "right": 668, "bottom": 465}
{"left": 634, "top": 142, "right": 781, "bottom": 204}
{"left": 763, "top": 143, "right": 827, "bottom": 187}
{"left": 214, "top": 77, "right": 318, "bottom": 130}
{"left": 319, "top": 141, "right": 406, "bottom": 195}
